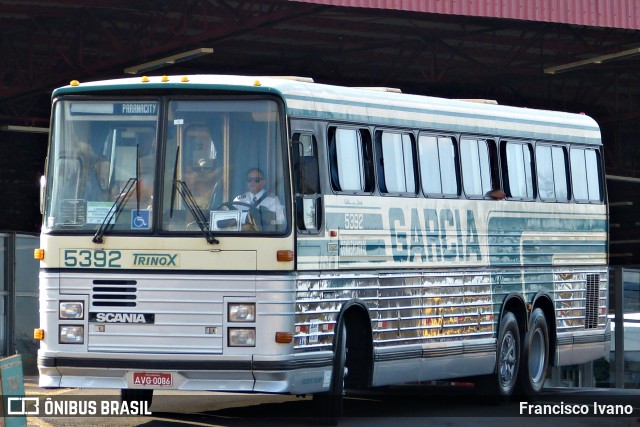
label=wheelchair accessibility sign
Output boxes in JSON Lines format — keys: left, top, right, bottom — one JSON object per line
{"left": 131, "top": 210, "right": 151, "bottom": 230}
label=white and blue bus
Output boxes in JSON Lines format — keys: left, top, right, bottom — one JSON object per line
{"left": 35, "top": 75, "right": 609, "bottom": 417}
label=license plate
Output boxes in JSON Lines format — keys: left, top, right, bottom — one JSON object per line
{"left": 132, "top": 372, "right": 173, "bottom": 387}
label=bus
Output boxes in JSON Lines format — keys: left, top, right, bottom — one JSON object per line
{"left": 35, "top": 74, "right": 610, "bottom": 418}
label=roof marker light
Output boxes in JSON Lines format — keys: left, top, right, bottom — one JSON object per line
{"left": 161, "top": 75, "right": 169, "bottom": 82}
{"left": 70, "top": 80, "right": 79, "bottom": 86}
{"left": 181, "top": 76, "right": 189, "bottom": 82}
{"left": 254, "top": 80, "right": 261, "bottom": 87}
{"left": 141, "top": 76, "right": 150, "bottom": 83}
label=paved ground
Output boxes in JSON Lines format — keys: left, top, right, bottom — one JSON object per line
{"left": 16, "top": 376, "right": 640, "bottom": 427}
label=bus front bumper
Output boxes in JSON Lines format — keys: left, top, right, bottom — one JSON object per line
{"left": 37, "top": 351, "right": 334, "bottom": 395}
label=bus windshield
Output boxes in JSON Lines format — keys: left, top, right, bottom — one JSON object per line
{"left": 44, "top": 97, "right": 288, "bottom": 235}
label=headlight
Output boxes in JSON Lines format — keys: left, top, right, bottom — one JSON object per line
{"left": 59, "top": 301, "right": 84, "bottom": 319}
{"left": 59, "top": 325, "right": 84, "bottom": 344}
{"left": 228, "top": 303, "right": 255, "bottom": 322}
{"left": 228, "top": 328, "right": 256, "bottom": 347}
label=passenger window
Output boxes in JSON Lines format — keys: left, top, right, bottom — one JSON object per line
{"left": 503, "top": 141, "right": 534, "bottom": 199}
{"left": 377, "top": 131, "right": 416, "bottom": 194}
{"left": 536, "top": 145, "right": 569, "bottom": 202}
{"left": 571, "top": 148, "right": 601, "bottom": 202}
{"left": 418, "top": 135, "right": 459, "bottom": 196}
{"left": 461, "top": 138, "right": 497, "bottom": 197}
{"left": 329, "top": 127, "right": 372, "bottom": 193}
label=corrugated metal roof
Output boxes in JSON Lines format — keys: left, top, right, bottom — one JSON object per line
{"left": 291, "top": 0, "right": 640, "bottom": 30}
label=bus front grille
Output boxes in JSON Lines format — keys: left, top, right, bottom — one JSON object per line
{"left": 92, "top": 279, "right": 137, "bottom": 307}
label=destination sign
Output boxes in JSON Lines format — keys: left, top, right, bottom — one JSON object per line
{"left": 117, "top": 103, "right": 158, "bottom": 115}
{"left": 69, "top": 102, "right": 158, "bottom": 116}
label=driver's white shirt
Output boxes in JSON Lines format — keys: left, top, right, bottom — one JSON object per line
{"left": 233, "top": 190, "right": 284, "bottom": 223}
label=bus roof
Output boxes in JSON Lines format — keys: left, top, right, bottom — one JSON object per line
{"left": 53, "top": 74, "right": 602, "bottom": 146}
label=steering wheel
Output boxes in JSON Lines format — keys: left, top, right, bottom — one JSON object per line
{"left": 212, "top": 201, "right": 261, "bottom": 230}
{"left": 213, "top": 201, "right": 251, "bottom": 210}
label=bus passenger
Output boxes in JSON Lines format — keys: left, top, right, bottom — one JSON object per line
{"left": 234, "top": 167, "right": 284, "bottom": 229}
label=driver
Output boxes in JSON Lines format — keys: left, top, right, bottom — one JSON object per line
{"left": 233, "top": 167, "right": 284, "bottom": 227}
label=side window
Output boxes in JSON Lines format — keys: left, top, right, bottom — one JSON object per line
{"left": 377, "top": 131, "right": 416, "bottom": 194}
{"left": 292, "top": 132, "right": 322, "bottom": 232}
{"left": 329, "top": 127, "right": 372, "bottom": 193}
{"left": 571, "top": 147, "right": 602, "bottom": 202}
{"left": 460, "top": 137, "right": 497, "bottom": 197}
{"left": 502, "top": 141, "right": 534, "bottom": 199}
{"left": 536, "top": 145, "right": 569, "bottom": 202}
{"left": 418, "top": 134, "right": 459, "bottom": 196}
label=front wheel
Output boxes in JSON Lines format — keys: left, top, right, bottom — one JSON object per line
{"left": 121, "top": 388, "right": 153, "bottom": 408}
{"left": 518, "top": 308, "right": 549, "bottom": 396}
{"left": 315, "top": 321, "right": 347, "bottom": 425}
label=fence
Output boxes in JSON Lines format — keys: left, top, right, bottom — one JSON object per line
{"left": 0, "top": 233, "right": 39, "bottom": 374}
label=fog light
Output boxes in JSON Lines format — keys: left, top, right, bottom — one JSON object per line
{"left": 228, "top": 303, "right": 255, "bottom": 322}
{"left": 59, "top": 326, "right": 84, "bottom": 344}
{"left": 228, "top": 328, "right": 255, "bottom": 347}
{"left": 59, "top": 301, "right": 84, "bottom": 319}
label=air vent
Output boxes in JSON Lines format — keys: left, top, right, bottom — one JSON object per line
{"left": 355, "top": 87, "right": 402, "bottom": 93}
{"left": 455, "top": 99, "right": 498, "bottom": 104}
{"left": 265, "top": 76, "right": 314, "bottom": 83}
{"left": 585, "top": 274, "right": 599, "bottom": 329}
{"left": 92, "top": 279, "right": 137, "bottom": 307}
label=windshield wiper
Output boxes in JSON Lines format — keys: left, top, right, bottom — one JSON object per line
{"left": 93, "top": 144, "right": 142, "bottom": 244}
{"left": 169, "top": 145, "right": 218, "bottom": 244}
{"left": 92, "top": 178, "right": 137, "bottom": 244}
{"left": 173, "top": 179, "right": 219, "bottom": 244}
{"left": 169, "top": 145, "right": 180, "bottom": 219}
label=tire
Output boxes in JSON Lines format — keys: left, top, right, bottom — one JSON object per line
{"left": 479, "top": 311, "right": 520, "bottom": 403}
{"left": 517, "top": 308, "right": 549, "bottom": 397}
{"left": 316, "top": 321, "right": 347, "bottom": 425}
{"left": 121, "top": 388, "right": 153, "bottom": 408}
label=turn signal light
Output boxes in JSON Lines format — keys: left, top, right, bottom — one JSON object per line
{"left": 34, "top": 328, "right": 44, "bottom": 340}
{"left": 276, "top": 250, "right": 294, "bottom": 262}
{"left": 34, "top": 248, "right": 45, "bottom": 260}
{"left": 275, "top": 332, "right": 293, "bottom": 343}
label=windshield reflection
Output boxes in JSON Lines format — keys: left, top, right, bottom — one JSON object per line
{"left": 162, "top": 99, "right": 287, "bottom": 234}
{"left": 44, "top": 97, "right": 288, "bottom": 236}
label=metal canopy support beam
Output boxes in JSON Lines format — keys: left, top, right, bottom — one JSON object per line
{"left": 124, "top": 48, "right": 214, "bottom": 74}
{"left": 544, "top": 47, "right": 640, "bottom": 74}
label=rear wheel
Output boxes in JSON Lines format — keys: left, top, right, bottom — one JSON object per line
{"left": 518, "top": 308, "right": 549, "bottom": 396}
{"left": 479, "top": 311, "right": 520, "bottom": 403}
